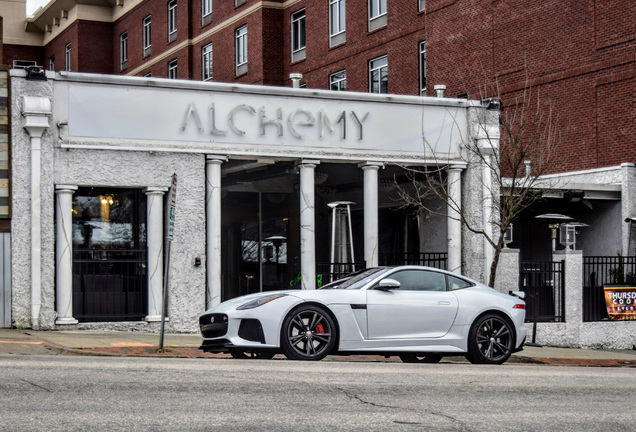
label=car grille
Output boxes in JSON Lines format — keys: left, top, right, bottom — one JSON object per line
{"left": 238, "top": 319, "right": 266, "bottom": 343}
{"left": 199, "top": 313, "right": 228, "bottom": 339}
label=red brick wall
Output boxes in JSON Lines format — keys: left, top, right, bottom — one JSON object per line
{"left": 7, "top": 0, "right": 633, "bottom": 171}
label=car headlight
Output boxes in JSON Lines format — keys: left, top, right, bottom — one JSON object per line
{"left": 236, "top": 294, "right": 288, "bottom": 310}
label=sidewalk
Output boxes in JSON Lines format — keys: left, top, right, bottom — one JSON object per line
{"left": 1, "top": 329, "right": 634, "bottom": 366}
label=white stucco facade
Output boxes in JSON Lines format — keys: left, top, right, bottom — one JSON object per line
{"left": 9, "top": 70, "right": 497, "bottom": 332}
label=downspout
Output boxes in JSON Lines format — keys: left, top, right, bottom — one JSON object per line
{"left": 22, "top": 96, "right": 52, "bottom": 330}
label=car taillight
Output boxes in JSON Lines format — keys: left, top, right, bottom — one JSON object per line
{"left": 513, "top": 304, "right": 525, "bottom": 309}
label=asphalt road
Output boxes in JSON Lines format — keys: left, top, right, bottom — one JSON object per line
{"left": 1, "top": 355, "right": 634, "bottom": 432}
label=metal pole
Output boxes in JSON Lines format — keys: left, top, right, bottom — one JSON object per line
{"left": 159, "top": 239, "right": 171, "bottom": 350}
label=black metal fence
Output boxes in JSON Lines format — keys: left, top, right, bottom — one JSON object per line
{"left": 72, "top": 249, "right": 148, "bottom": 322}
{"left": 519, "top": 260, "right": 565, "bottom": 322}
{"left": 316, "top": 262, "right": 366, "bottom": 286}
{"left": 379, "top": 252, "right": 448, "bottom": 270}
{"left": 582, "top": 256, "right": 636, "bottom": 322}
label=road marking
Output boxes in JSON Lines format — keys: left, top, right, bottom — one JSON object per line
{"left": 110, "top": 342, "right": 155, "bottom": 347}
{"left": 0, "top": 340, "right": 44, "bottom": 345}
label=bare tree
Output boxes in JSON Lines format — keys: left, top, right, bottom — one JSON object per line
{"left": 396, "top": 82, "right": 563, "bottom": 287}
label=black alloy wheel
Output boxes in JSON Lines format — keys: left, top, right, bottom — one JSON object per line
{"left": 399, "top": 353, "right": 443, "bottom": 363}
{"left": 466, "top": 313, "right": 514, "bottom": 365}
{"left": 280, "top": 305, "right": 337, "bottom": 361}
{"left": 229, "top": 350, "right": 276, "bottom": 360}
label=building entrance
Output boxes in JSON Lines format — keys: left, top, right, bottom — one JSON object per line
{"left": 71, "top": 187, "right": 147, "bottom": 322}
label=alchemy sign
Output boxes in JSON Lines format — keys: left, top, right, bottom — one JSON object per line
{"left": 181, "top": 102, "right": 370, "bottom": 141}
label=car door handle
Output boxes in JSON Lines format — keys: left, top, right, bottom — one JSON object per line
{"left": 438, "top": 301, "right": 451, "bottom": 305}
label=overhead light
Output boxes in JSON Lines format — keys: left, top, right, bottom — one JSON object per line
{"left": 25, "top": 65, "right": 47, "bottom": 81}
{"left": 482, "top": 97, "right": 502, "bottom": 111}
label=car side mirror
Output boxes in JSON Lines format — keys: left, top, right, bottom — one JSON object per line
{"left": 376, "top": 278, "right": 400, "bottom": 291}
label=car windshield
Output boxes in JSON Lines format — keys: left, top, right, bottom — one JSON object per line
{"left": 321, "top": 268, "right": 388, "bottom": 290}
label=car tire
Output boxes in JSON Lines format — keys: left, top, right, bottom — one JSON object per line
{"left": 229, "top": 350, "right": 276, "bottom": 360}
{"left": 465, "top": 313, "right": 515, "bottom": 365}
{"left": 280, "top": 304, "right": 337, "bottom": 361}
{"left": 399, "top": 353, "right": 443, "bottom": 363}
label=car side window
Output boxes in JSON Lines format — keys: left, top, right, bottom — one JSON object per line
{"left": 447, "top": 274, "right": 473, "bottom": 290}
{"left": 388, "top": 270, "right": 447, "bottom": 291}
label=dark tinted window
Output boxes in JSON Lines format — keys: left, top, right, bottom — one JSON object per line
{"left": 389, "top": 270, "right": 446, "bottom": 291}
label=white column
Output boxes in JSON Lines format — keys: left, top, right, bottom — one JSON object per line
{"left": 55, "top": 185, "right": 78, "bottom": 324}
{"left": 206, "top": 156, "right": 225, "bottom": 309}
{"left": 22, "top": 96, "right": 51, "bottom": 330}
{"left": 144, "top": 187, "right": 168, "bottom": 321}
{"left": 299, "top": 160, "right": 319, "bottom": 290}
{"left": 360, "top": 162, "right": 382, "bottom": 267}
{"left": 447, "top": 165, "right": 463, "bottom": 274}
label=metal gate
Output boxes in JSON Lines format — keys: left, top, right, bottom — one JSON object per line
{"left": 72, "top": 249, "right": 147, "bottom": 322}
{"left": 519, "top": 260, "right": 565, "bottom": 322}
{"left": 0, "top": 233, "right": 10, "bottom": 328}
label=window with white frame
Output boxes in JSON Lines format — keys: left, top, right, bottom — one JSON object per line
{"left": 65, "top": 43, "right": 71, "bottom": 71}
{"left": 419, "top": 40, "right": 426, "bottom": 95}
{"left": 49, "top": 56, "right": 55, "bottom": 71}
{"left": 168, "top": 59, "right": 177, "bottom": 79}
{"left": 330, "top": 70, "right": 347, "bottom": 91}
{"left": 369, "top": 55, "right": 387, "bottom": 93}
{"left": 235, "top": 25, "right": 247, "bottom": 75}
{"left": 419, "top": 0, "right": 425, "bottom": 11}
{"left": 168, "top": 0, "right": 177, "bottom": 42}
{"left": 143, "top": 16, "right": 152, "bottom": 56}
{"left": 368, "top": 0, "right": 387, "bottom": 31}
{"left": 291, "top": 9, "right": 306, "bottom": 63}
{"left": 202, "top": 43, "right": 213, "bottom": 81}
{"left": 202, "top": 0, "right": 212, "bottom": 25}
{"left": 120, "top": 32, "right": 128, "bottom": 70}
{"left": 329, "top": 0, "right": 346, "bottom": 47}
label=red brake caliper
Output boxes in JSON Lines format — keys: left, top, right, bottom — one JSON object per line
{"left": 315, "top": 323, "right": 325, "bottom": 333}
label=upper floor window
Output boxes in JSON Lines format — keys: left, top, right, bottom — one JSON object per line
{"left": 330, "top": 70, "right": 347, "bottom": 91}
{"left": 202, "top": 0, "right": 212, "bottom": 25}
{"left": 120, "top": 32, "right": 128, "bottom": 71}
{"left": 369, "top": 55, "right": 387, "bottom": 93}
{"left": 369, "top": 0, "right": 387, "bottom": 31}
{"left": 49, "top": 56, "right": 55, "bottom": 71}
{"left": 329, "top": 0, "right": 346, "bottom": 47}
{"left": 168, "top": 59, "right": 178, "bottom": 79}
{"left": 419, "top": 0, "right": 425, "bottom": 11}
{"left": 143, "top": 16, "right": 152, "bottom": 56}
{"left": 168, "top": 0, "right": 177, "bottom": 42}
{"left": 235, "top": 0, "right": 246, "bottom": 6}
{"left": 65, "top": 43, "right": 72, "bottom": 71}
{"left": 419, "top": 40, "right": 426, "bottom": 95}
{"left": 235, "top": 25, "right": 248, "bottom": 75}
{"left": 202, "top": 43, "right": 213, "bottom": 81}
{"left": 291, "top": 9, "right": 306, "bottom": 63}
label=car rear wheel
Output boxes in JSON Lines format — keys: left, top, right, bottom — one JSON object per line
{"left": 466, "top": 313, "right": 514, "bottom": 365}
{"left": 399, "top": 353, "right": 443, "bottom": 363}
{"left": 229, "top": 350, "right": 276, "bottom": 360}
{"left": 280, "top": 305, "right": 337, "bottom": 361}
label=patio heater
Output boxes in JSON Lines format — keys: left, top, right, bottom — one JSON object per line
{"left": 328, "top": 201, "right": 356, "bottom": 282}
{"left": 535, "top": 213, "right": 573, "bottom": 251}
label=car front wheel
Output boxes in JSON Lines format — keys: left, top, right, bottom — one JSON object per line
{"left": 280, "top": 305, "right": 337, "bottom": 361}
{"left": 466, "top": 313, "right": 514, "bottom": 365}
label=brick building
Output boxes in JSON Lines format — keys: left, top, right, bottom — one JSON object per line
{"left": 3, "top": 0, "right": 634, "bottom": 169}
{"left": 1, "top": 0, "right": 635, "bottom": 345}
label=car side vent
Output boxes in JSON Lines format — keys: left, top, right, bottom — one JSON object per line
{"left": 238, "top": 319, "right": 266, "bottom": 343}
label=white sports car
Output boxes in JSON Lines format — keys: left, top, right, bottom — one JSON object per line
{"left": 199, "top": 266, "right": 527, "bottom": 364}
